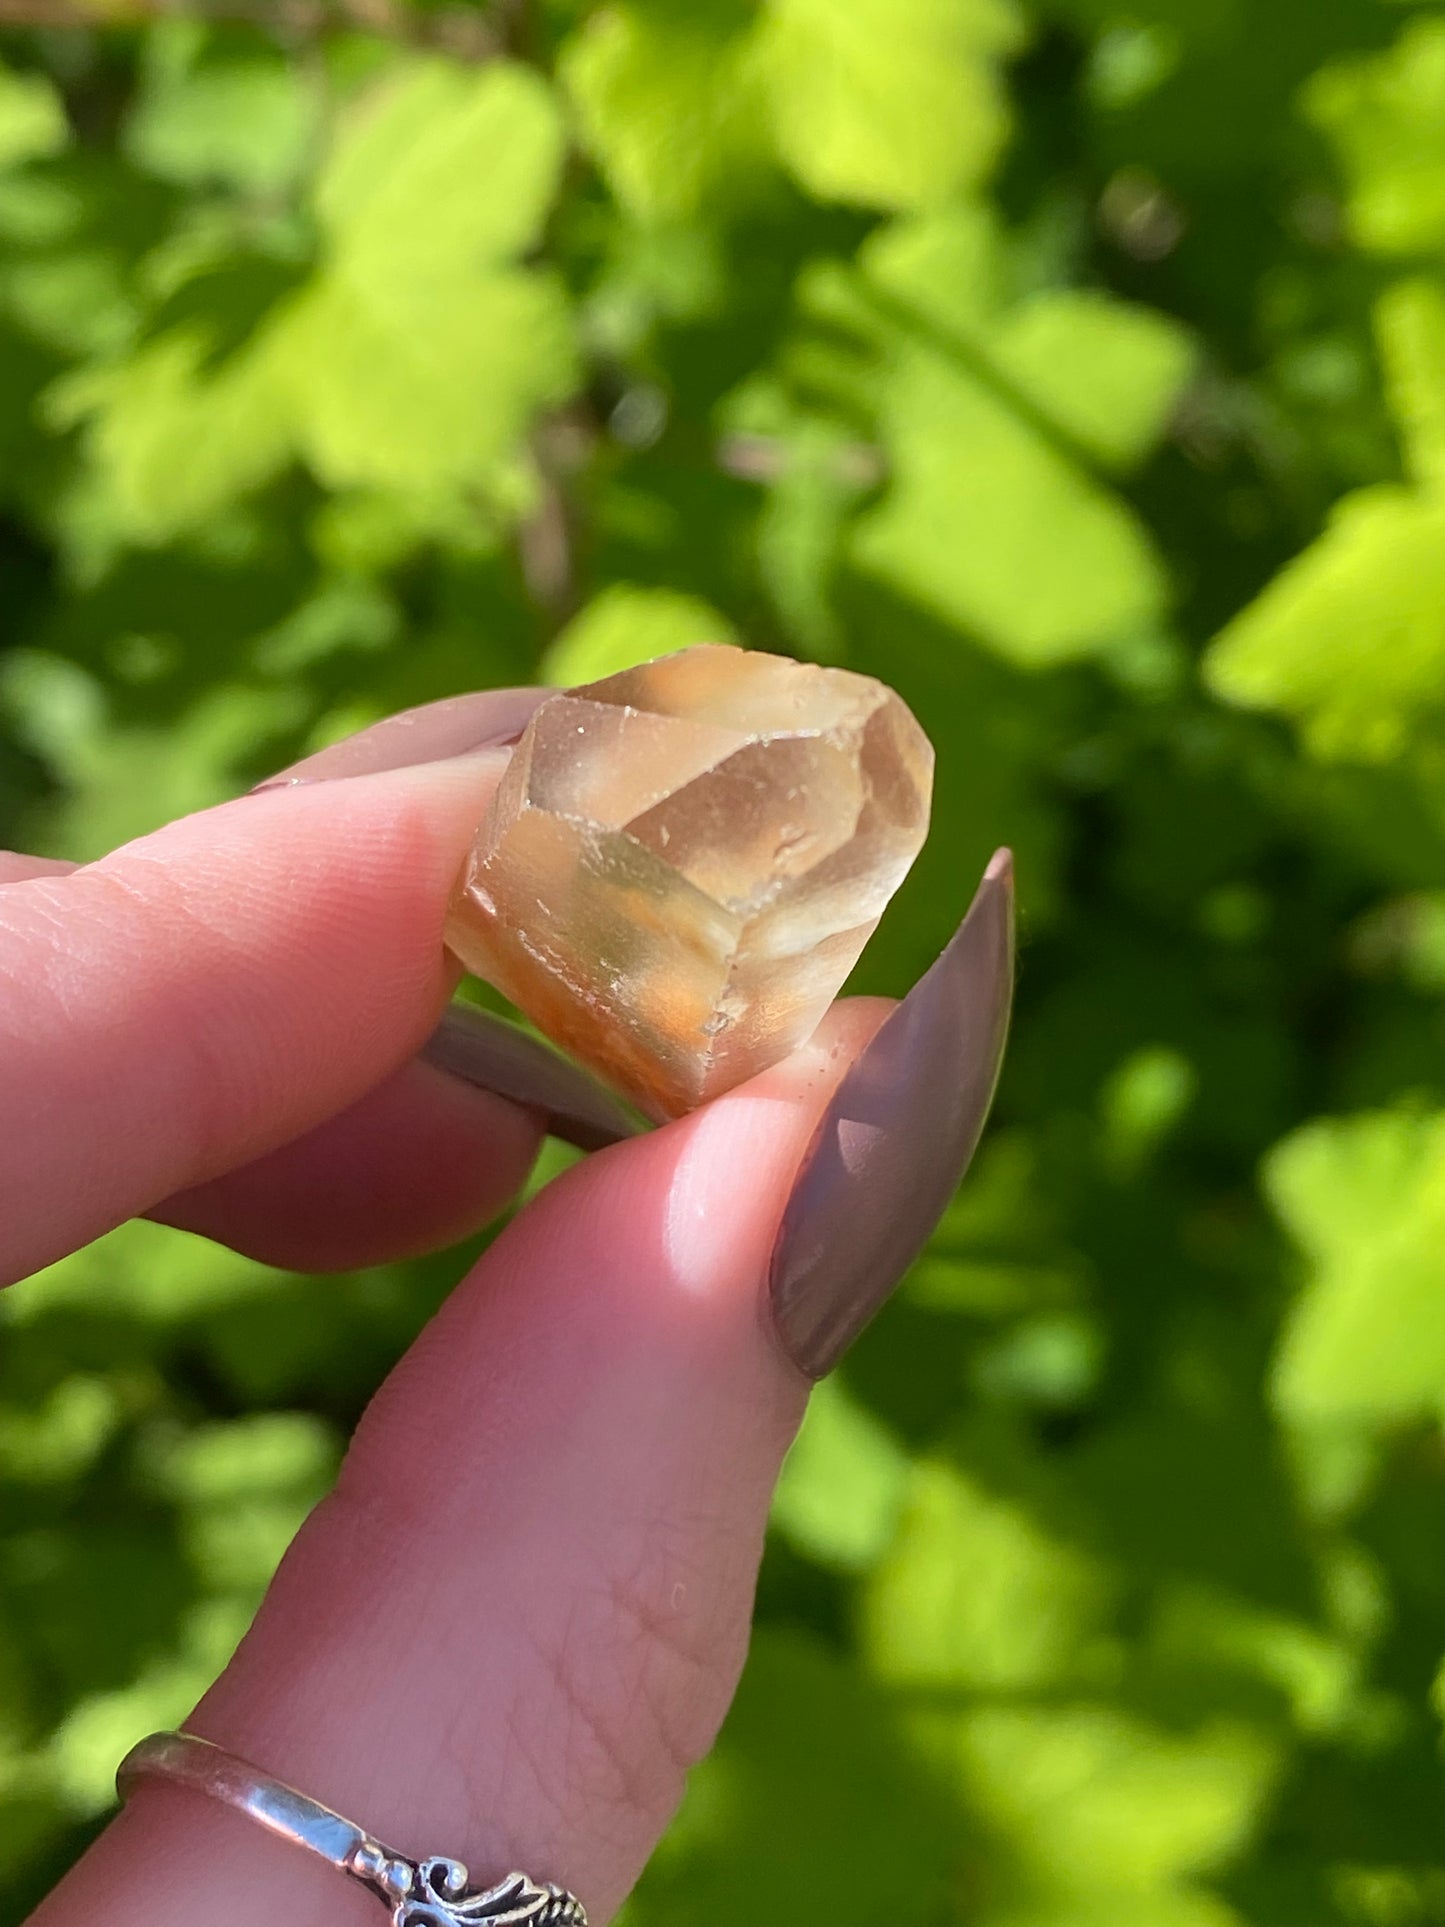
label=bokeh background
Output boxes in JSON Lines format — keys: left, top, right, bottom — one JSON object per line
{"left": 4, "top": 0, "right": 1445, "bottom": 1919}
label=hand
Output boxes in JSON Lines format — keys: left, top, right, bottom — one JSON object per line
{"left": 3, "top": 690, "right": 1012, "bottom": 1926}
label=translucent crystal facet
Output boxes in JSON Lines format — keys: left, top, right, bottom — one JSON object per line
{"left": 445, "top": 645, "right": 935, "bottom": 1120}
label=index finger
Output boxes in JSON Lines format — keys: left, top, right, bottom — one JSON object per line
{"left": 0, "top": 854, "right": 76, "bottom": 884}
{"left": 0, "top": 750, "right": 511, "bottom": 1284}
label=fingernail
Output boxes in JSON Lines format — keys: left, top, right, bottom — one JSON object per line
{"left": 422, "top": 1003, "right": 643, "bottom": 1153}
{"left": 769, "top": 848, "right": 1016, "bottom": 1379}
{"left": 254, "top": 688, "right": 548, "bottom": 790}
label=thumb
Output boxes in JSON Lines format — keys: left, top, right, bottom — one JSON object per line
{"left": 34, "top": 999, "right": 889, "bottom": 1927}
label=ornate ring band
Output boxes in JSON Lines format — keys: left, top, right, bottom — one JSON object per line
{"left": 117, "top": 1732, "right": 588, "bottom": 1926}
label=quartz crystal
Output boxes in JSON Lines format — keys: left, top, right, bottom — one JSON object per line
{"left": 445, "top": 645, "right": 934, "bottom": 1120}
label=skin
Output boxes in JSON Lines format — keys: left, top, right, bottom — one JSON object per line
{"left": 0, "top": 743, "right": 882, "bottom": 1927}
{"left": 4, "top": 697, "right": 1011, "bottom": 1926}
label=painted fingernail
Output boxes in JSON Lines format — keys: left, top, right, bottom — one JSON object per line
{"left": 254, "top": 688, "right": 549, "bottom": 790}
{"left": 422, "top": 1003, "right": 642, "bottom": 1153}
{"left": 769, "top": 848, "right": 1016, "bottom": 1379}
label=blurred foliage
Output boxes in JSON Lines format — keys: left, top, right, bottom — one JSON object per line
{"left": 7, "top": 0, "right": 1445, "bottom": 1921}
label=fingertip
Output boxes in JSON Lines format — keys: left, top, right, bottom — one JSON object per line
{"left": 656, "top": 999, "right": 896, "bottom": 1305}
{"left": 253, "top": 688, "right": 547, "bottom": 789}
{"left": 473, "top": 995, "right": 896, "bottom": 1411}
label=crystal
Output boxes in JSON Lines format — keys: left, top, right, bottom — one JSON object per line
{"left": 445, "top": 645, "right": 934, "bottom": 1120}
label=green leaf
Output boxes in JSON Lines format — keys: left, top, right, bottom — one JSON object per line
{"left": 0, "top": 1379, "right": 121, "bottom": 1486}
{"left": 1268, "top": 1109, "right": 1445, "bottom": 1426}
{"left": 2, "top": 249, "right": 135, "bottom": 359}
{"left": 124, "top": 23, "right": 320, "bottom": 196}
{"left": 856, "top": 202, "right": 1194, "bottom": 463}
{"left": 47, "top": 1599, "right": 254, "bottom": 1815}
{"left": 54, "top": 58, "right": 577, "bottom": 538}
{"left": 250, "top": 577, "right": 399, "bottom": 673}
{"left": 157, "top": 1414, "right": 338, "bottom": 1507}
{"left": 281, "top": 266, "right": 575, "bottom": 499}
{"left": 1099, "top": 1043, "right": 1198, "bottom": 1176}
{"left": 0, "top": 655, "right": 300, "bottom": 857}
{"left": 944, "top": 1703, "right": 1275, "bottom": 1917}
{"left": 0, "top": 1779, "right": 66, "bottom": 1888}
{"left": 47, "top": 324, "right": 294, "bottom": 544}
{"left": 158, "top": 1415, "right": 341, "bottom": 1593}
{"left": 316, "top": 61, "right": 565, "bottom": 277}
{"left": 754, "top": 0, "right": 1023, "bottom": 209}
{"left": 1376, "top": 275, "right": 1445, "bottom": 491}
{"left": 565, "top": 0, "right": 1023, "bottom": 220}
{"left": 539, "top": 582, "right": 736, "bottom": 684}
{"left": 991, "top": 291, "right": 1195, "bottom": 471}
{"left": 863, "top": 1457, "right": 1115, "bottom": 1692}
{"left": 853, "top": 346, "right": 1171, "bottom": 665}
{"left": 629, "top": 1630, "right": 960, "bottom": 1927}
{"left": 1204, "top": 486, "right": 1445, "bottom": 762}
{"left": 906, "top": 1130, "right": 1081, "bottom": 1317}
{"left": 560, "top": 4, "right": 769, "bottom": 222}
{"left": 771, "top": 1379, "right": 911, "bottom": 1572}
{"left": 0, "top": 63, "right": 68, "bottom": 172}
{"left": 834, "top": 207, "right": 1184, "bottom": 665}
{"left": 1304, "top": 18, "right": 1445, "bottom": 257}
{"left": 282, "top": 58, "right": 576, "bottom": 505}
{"left": 854, "top": 196, "right": 1001, "bottom": 331}
{"left": 751, "top": 423, "right": 864, "bottom": 659}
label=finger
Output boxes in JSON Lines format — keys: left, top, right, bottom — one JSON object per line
{"left": 258, "top": 688, "right": 548, "bottom": 788}
{"left": 152, "top": 1055, "right": 545, "bottom": 1272}
{"left": 0, "top": 852, "right": 76, "bottom": 884}
{"left": 34, "top": 997, "right": 894, "bottom": 1927}
{"left": 37, "top": 861, "right": 1013, "bottom": 1927}
{"left": 150, "top": 1007, "right": 638, "bottom": 1272}
{"left": 0, "top": 752, "right": 519, "bottom": 1284}
{"left": 1, "top": 810, "right": 631, "bottom": 1275}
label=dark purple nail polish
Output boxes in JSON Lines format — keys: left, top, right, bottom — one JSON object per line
{"left": 769, "top": 849, "right": 1016, "bottom": 1379}
{"left": 422, "top": 1003, "right": 642, "bottom": 1154}
{"left": 253, "top": 689, "right": 549, "bottom": 791}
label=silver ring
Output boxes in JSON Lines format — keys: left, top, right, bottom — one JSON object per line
{"left": 118, "top": 1732, "right": 588, "bottom": 1926}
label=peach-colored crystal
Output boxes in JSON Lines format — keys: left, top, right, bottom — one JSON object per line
{"left": 445, "top": 645, "right": 934, "bottom": 1119}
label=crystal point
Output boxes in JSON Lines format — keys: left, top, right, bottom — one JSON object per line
{"left": 445, "top": 645, "right": 934, "bottom": 1119}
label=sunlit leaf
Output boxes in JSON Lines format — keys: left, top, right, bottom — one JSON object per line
{"left": 1305, "top": 18, "right": 1445, "bottom": 257}
{"left": 0, "top": 63, "right": 67, "bottom": 172}
{"left": 1376, "top": 275, "right": 1445, "bottom": 491}
{"left": 46, "top": 1600, "right": 254, "bottom": 1815}
{"left": 853, "top": 347, "right": 1171, "bottom": 665}
{"left": 1268, "top": 1109, "right": 1445, "bottom": 1425}
{"left": 771, "top": 1379, "right": 910, "bottom": 1572}
{"left": 1205, "top": 487, "right": 1445, "bottom": 761}
{"left": 540, "top": 582, "right": 736, "bottom": 683}
{"left": 863, "top": 1457, "right": 1117, "bottom": 1691}
{"left": 125, "top": 22, "right": 320, "bottom": 196}
{"left": 561, "top": 4, "right": 768, "bottom": 221}
{"left": 944, "top": 1703, "right": 1276, "bottom": 1918}
{"left": 630, "top": 1630, "right": 960, "bottom": 1927}
{"left": 991, "top": 291, "right": 1195, "bottom": 470}
{"left": 280, "top": 266, "right": 575, "bottom": 499}
{"left": 316, "top": 61, "right": 565, "bottom": 277}
{"left": 47, "top": 324, "right": 294, "bottom": 543}
{"left": 836, "top": 207, "right": 1184, "bottom": 665}
{"left": 755, "top": 0, "right": 1023, "bottom": 209}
